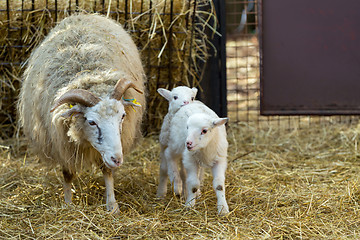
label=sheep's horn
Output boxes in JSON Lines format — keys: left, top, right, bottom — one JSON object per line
{"left": 112, "top": 78, "right": 143, "bottom": 101}
{"left": 50, "top": 89, "right": 101, "bottom": 112}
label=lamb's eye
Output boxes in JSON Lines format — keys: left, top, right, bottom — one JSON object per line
{"left": 122, "top": 113, "right": 126, "bottom": 119}
{"left": 173, "top": 96, "right": 178, "bottom": 100}
{"left": 191, "top": 97, "right": 194, "bottom": 101}
{"left": 88, "top": 120, "right": 97, "bottom": 126}
{"left": 201, "top": 129, "right": 208, "bottom": 135}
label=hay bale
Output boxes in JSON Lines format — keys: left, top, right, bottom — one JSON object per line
{"left": 0, "top": 0, "right": 218, "bottom": 138}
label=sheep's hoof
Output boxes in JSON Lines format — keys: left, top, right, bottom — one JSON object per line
{"left": 174, "top": 188, "right": 182, "bottom": 197}
{"left": 217, "top": 204, "right": 229, "bottom": 216}
{"left": 156, "top": 190, "right": 166, "bottom": 199}
{"left": 107, "top": 202, "right": 120, "bottom": 215}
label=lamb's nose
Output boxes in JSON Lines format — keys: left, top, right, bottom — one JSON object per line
{"left": 184, "top": 101, "right": 189, "bottom": 105}
{"left": 186, "top": 141, "right": 192, "bottom": 147}
{"left": 111, "top": 156, "right": 123, "bottom": 166}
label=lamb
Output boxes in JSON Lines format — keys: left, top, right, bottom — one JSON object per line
{"left": 157, "top": 101, "right": 230, "bottom": 215}
{"left": 156, "top": 86, "right": 198, "bottom": 197}
{"left": 17, "top": 14, "right": 146, "bottom": 213}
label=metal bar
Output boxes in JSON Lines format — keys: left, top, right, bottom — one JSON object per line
{"left": 146, "top": 0, "right": 152, "bottom": 85}
{"left": 167, "top": 0, "right": 174, "bottom": 87}
{"left": 124, "top": 0, "right": 128, "bottom": 27}
{"left": 188, "top": 0, "right": 196, "bottom": 87}
{"left": 6, "top": 0, "right": 10, "bottom": 38}
{"left": 198, "top": 0, "right": 228, "bottom": 118}
{"left": 55, "top": 0, "right": 58, "bottom": 22}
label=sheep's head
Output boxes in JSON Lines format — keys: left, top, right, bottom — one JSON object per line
{"left": 50, "top": 79, "right": 143, "bottom": 169}
{"left": 185, "top": 113, "right": 228, "bottom": 151}
{"left": 157, "top": 86, "right": 198, "bottom": 114}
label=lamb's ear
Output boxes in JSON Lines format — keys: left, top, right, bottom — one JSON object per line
{"left": 157, "top": 88, "right": 172, "bottom": 101}
{"left": 191, "top": 87, "right": 198, "bottom": 96}
{"left": 213, "top": 117, "right": 229, "bottom": 127}
{"left": 61, "top": 105, "right": 83, "bottom": 118}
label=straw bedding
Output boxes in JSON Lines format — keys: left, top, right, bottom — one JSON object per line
{"left": 1, "top": 122, "right": 360, "bottom": 238}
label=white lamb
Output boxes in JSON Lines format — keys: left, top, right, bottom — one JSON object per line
{"left": 156, "top": 86, "right": 198, "bottom": 197}
{"left": 157, "top": 101, "right": 230, "bottom": 215}
{"left": 18, "top": 14, "right": 146, "bottom": 213}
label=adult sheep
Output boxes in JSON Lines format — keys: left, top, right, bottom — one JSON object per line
{"left": 18, "top": 14, "right": 146, "bottom": 213}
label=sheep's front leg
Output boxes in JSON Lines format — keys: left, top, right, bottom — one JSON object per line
{"left": 164, "top": 148, "right": 182, "bottom": 196}
{"left": 102, "top": 167, "right": 119, "bottom": 214}
{"left": 156, "top": 147, "right": 168, "bottom": 198}
{"left": 212, "top": 160, "right": 229, "bottom": 216}
{"left": 62, "top": 168, "right": 74, "bottom": 204}
{"left": 183, "top": 152, "right": 200, "bottom": 208}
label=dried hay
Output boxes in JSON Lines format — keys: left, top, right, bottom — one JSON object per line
{"left": 0, "top": 0, "right": 218, "bottom": 138}
{"left": 1, "top": 122, "right": 360, "bottom": 238}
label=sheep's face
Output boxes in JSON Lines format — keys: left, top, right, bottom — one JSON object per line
{"left": 185, "top": 113, "right": 228, "bottom": 151}
{"left": 157, "top": 86, "right": 198, "bottom": 114}
{"left": 75, "top": 98, "right": 140, "bottom": 169}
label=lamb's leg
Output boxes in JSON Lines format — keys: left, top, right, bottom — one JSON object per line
{"left": 182, "top": 153, "right": 200, "bottom": 208}
{"left": 164, "top": 147, "right": 182, "bottom": 196}
{"left": 156, "top": 147, "right": 168, "bottom": 198}
{"left": 180, "top": 162, "right": 187, "bottom": 197}
{"left": 102, "top": 167, "right": 119, "bottom": 214}
{"left": 212, "top": 160, "right": 229, "bottom": 216}
{"left": 62, "top": 168, "right": 74, "bottom": 204}
{"left": 196, "top": 167, "right": 204, "bottom": 198}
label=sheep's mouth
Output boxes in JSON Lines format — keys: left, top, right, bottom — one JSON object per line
{"left": 187, "top": 145, "right": 196, "bottom": 151}
{"left": 101, "top": 155, "right": 122, "bottom": 169}
{"left": 103, "top": 160, "right": 121, "bottom": 169}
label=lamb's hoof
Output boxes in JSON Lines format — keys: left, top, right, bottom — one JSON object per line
{"left": 185, "top": 199, "right": 195, "bottom": 209}
{"left": 195, "top": 189, "right": 201, "bottom": 198}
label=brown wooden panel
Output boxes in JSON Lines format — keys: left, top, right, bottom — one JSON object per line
{"left": 259, "top": 0, "right": 360, "bottom": 115}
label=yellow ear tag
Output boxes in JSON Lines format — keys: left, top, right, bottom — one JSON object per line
{"left": 123, "top": 98, "right": 141, "bottom": 112}
{"left": 69, "top": 104, "right": 75, "bottom": 118}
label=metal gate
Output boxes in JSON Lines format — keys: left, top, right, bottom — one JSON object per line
{"left": 225, "top": 0, "right": 359, "bottom": 128}
{"left": 260, "top": 0, "right": 360, "bottom": 115}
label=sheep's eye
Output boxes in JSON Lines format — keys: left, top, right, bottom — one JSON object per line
{"left": 122, "top": 113, "right": 126, "bottom": 119}
{"left": 191, "top": 97, "right": 194, "bottom": 101}
{"left": 173, "top": 96, "right": 178, "bottom": 100}
{"left": 201, "top": 129, "right": 208, "bottom": 135}
{"left": 88, "top": 120, "right": 97, "bottom": 126}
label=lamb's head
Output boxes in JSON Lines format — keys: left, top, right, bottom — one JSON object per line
{"left": 50, "top": 79, "right": 143, "bottom": 169}
{"left": 157, "top": 86, "right": 198, "bottom": 114}
{"left": 185, "top": 113, "right": 228, "bottom": 151}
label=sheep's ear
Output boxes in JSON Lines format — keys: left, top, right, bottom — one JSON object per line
{"left": 157, "top": 88, "right": 172, "bottom": 101}
{"left": 213, "top": 117, "right": 228, "bottom": 127}
{"left": 191, "top": 87, "right": 198, "bottom": 96}
{"left": 61, "top": 105, "right": 83, "bottom": 118}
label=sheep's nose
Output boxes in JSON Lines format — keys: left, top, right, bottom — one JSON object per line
{"left": 186, "top": 141, "right": 192, "bottom": 147}
{"left": 111, "top": 156, "right": 123, "bottom": 166}
{"left": 183, "top": 101, "right": 189, "bottom": 105}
